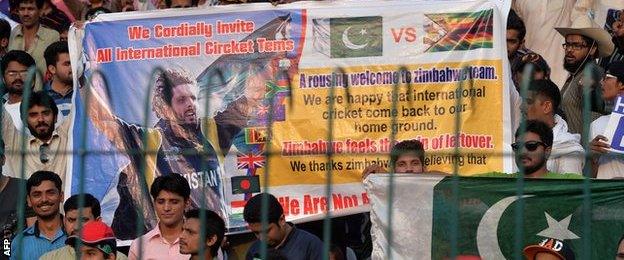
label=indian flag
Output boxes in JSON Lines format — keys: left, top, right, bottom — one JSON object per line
{"left": 365, "top": 174, "right": 624, "bottom": 259}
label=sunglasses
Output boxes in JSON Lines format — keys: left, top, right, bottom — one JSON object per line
{"left": 511, "top": 141, "right": 546, "bottom": 152}
{"left": 39, "top": 143, "right": 50, "bottom": 163}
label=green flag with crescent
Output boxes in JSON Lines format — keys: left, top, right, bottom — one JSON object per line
{"left": 365, "top": 174, "right": 624, "bottom": 259}
{"left": 330, "top": 16, "right": 383, "bottom": 58}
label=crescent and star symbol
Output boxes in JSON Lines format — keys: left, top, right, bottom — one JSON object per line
{"left": 342, "top": 26, "right": 369, "bottom": 50}
{"left": 476, "top": 195, "right": 580, "bottom": 258}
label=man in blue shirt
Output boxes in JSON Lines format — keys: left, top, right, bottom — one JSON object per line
{"left": 9, "top": 170, "right": 66, "bottom": 259}
{"left": 43, "top": 41, "right": 72, "bottom": 121}
{"left": 244, "top": 193, "right": 323, "bottom": 260}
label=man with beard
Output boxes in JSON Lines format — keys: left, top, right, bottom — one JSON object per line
{"left": 8, "top": 0, "right": 59, "bottom": 78}
{"left": 1, "top": 50, "right": 37, "bottom": 130}
{"left": 86, "top": 69, "right": 227, "bottom": 239}
{"left": 9, "top": 171, "right": 65, "bottom": 260}
{"left": 1, "top": 91, "right": 71, "bottom": 182}
{"left": 43, "top": 41, "right": 72, "bottom": 122}
{"left": 555, "top": 18, "right": 614, "bottom": 137}
{"left": 512, "top": 120, "right": 555, "bottom": 178}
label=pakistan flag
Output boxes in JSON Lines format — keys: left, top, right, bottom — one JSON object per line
{"left": 365, "top": 174, "right": 624, "bottom": 259}
{"left": 330, "top": 16, "right": 383, "bottom": 58}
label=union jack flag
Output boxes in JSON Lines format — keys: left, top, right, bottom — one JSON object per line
{"left": 237, "top": 152, "right": 265, "bottom": 172}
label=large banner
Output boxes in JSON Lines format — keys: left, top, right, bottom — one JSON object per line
{"left": 68, "top": 0, "right": 512, "bottom": 239}
{"left": 365, "top": 174, "right": 624, "bottom": 259}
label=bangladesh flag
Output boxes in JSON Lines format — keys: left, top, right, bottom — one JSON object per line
{"left": 330, "top": 16, "right": 383, "bottom": 58}
{"left": 365, "top": 174, "right": 624, "bottom": 259}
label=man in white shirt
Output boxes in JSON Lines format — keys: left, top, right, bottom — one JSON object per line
{"left": 590, "top": 60, "right": 624, "bottom": 178}
{"left": 524, "top": 79, "right": 585, "bottom": 174}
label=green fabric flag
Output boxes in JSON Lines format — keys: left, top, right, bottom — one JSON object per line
{"left": 330, "top": 16, "right": 383, "bottom": 58}
{"left": 365, "top": 174, "right": 624, "bottom": 259}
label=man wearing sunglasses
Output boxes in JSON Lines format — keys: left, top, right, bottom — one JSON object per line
{"left": 512, "top": 120, "right": 554, "bottom": 178}
{"left": 590, "top": 61, "right": 624, "bottom": 179}
{"left": 523, "top": 79, "right": 584, "bottom": 175}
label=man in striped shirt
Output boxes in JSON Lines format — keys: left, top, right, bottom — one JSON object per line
{"left": 9, "top": 171, "right": 66, "bottom": 260}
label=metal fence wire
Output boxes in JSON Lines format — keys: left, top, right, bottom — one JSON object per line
{"left": 1, "top": 61, "right": 612, "bottom": 260}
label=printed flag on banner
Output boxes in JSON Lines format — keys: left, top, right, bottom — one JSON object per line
{"left": 231, "top": 175, "right": 260, "bottom": 194}
{"left": 329, "top": 16, "right": 383, "bottom": 58}
{"left": 424, "top": 9, "right": 494, "bottom": 52}
{"left": 365, "top": 174, "right": 624, "bottom": 259}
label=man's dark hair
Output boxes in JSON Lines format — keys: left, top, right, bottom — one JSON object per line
{"left": 155, "top": 70, "right": 193, "bottom": 106}
{"left": 515, "top": 120, "right": 554, "bottom": 147}
{"left": 528, "top": 79, "right": 561, "bottom": 111}
{"left": 507, "top": 9, "right": 526, "bottom": 41}
{"left": 20, "top": 91, "right": 59, "bottom": 121}
{"left": 27, "top": 170, "right": 62, "bottom": 194}
{"left": 390, "top": 140, "right": 426, "bottom": 168}
{"left": 63, "top": 193, "right": 101, "bottom": 218}
{"left": 18, "top": 0, "right": 44, "bottom": 9}
{"left": 184, "top": 209, "right": 225, "bottom": 256}
{"left": 243, "top": 193, "right": 283, "bottom": 225}
{"left": 44, "top": 41, "right": 69, "bottom": 67}
{"left": 1, "top": 50, "right": 36, "bottom": 75}
{"left": 150, "top": 174, "right": 191, "bottom": 200}
{"left": 0, "top": 19, "right": 11, "bottom": 41}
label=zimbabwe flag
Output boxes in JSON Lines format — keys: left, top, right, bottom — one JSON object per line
{"left": 425, "top": 9, "right": 493, "bottom": 52}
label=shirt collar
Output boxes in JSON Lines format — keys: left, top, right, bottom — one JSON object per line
{"left": 26, "top": 215, "right": 66, "bottom": 239}
{"left": 145, "top": 223, "right": 181, "bottom": 245}
{"left": 15, "top": 24, "right": 46, "bottom": 37}
{"left": 29, "top": 130, "right": 61, "bottom": 145}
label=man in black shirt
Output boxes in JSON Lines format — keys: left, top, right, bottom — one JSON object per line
{"left": 244, "top": 193, "right": 323, "bottom": 260}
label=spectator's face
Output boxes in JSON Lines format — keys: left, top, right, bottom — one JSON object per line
{"left": 248, "top": 216, "right": 285, "bottom": 247}
{"left": 534, "top": 252, "right": 560, "bottom": 260}
{"left": 506, "top": 29, "right": 522, "bottom": 59}
{"left": 27, "top": 180, "right": 63, "bottom": 219}
{"left": 64, "top": 207, "right": 95, "bottom": 236}
{"left": 79, "top": 245, "right": 113, "bottom": 260}
{"left": 26, "top": 104, "right": 56, "bottom": 141}
{"left": 18, "top": 2, "right": 41, "bottom": 28}
{"left": 51, "top": 53, "right": 72, "bottom": 85}
{"left": 170, "top": 84, "right": 197, "bottom": 125}
{"left": 601, "top": 73, "right": 624, "bottom": 101}
{"left": 513, "top": 132, "right": 550, "bottom": 175}
{"left": 563, "top": 35, "right": 592, "bottom": 71}
{"left": 180, "top": 218, "right": 216, "bottom": 255}
{"left": 523, "top": 91, "right": 550, "bottom": 121}
{"left": 394, "top": 152, "right": 425, "bottom": 173}
{"left": 616, "top": 238, "right": 624, "bottom": 260}
{"left": 154, "top": 190, "right": 187, "bottom": 227}
{"left": 4, "top": 61, "right": 30, "bottom": 95}
{"left": 170, "top": 0, "right": 192, "bottom": 8}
